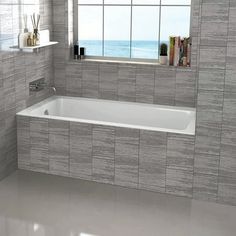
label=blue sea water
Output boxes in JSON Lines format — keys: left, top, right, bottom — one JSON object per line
{"left": 79, "top": 40, "right": 162, "bottom": 59}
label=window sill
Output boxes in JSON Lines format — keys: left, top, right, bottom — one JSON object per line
{"left": 68, "top": 58, "right": 194, "bottom": 71}
{"left": 82, "top": 58, "right": 161, "bottom": 65}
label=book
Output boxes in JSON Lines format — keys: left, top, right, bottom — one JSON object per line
{"left": 182, "top": 37, "right": 188, "bottom": 66}
{"left": 169, "top": 36, "right": 175, "bottom": 66}
{"left": 174, "top": 36, "right": 180, "bottom": 66}
{"left": 187, "top": 37, "right": 191, "bottom": 66}
{"left": 169, "top": 36, "right": 191, "bottom": 67}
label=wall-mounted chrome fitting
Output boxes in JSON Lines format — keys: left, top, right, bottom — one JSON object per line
{"left": 29, "top": 78, "right": 46, "bottom": 92}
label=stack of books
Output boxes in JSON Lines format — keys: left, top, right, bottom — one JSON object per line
{"left": 169, "top": 36, "right": 191, "bottom": 67}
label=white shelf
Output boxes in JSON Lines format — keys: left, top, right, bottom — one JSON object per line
{"left": 11, "top": 41, "right": 58, "bottom": 52}
{"left": 20, "top": 41, "right": 58, "bottom": 49}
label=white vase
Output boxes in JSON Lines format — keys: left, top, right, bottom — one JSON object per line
{"left": 159, "top": 56, "right": 168, "bottom": 65}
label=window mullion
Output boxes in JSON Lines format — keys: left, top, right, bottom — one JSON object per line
{"left": 158, "top": 0, "right": 162, "bottom": 60}
{"left": 102, "top": 0, "right": 105, "bottom": 56}
{"left": 74, "top": 0, "right": 79, "bottom": 44}
{"left": 130, "top": 0, "right": 133, "bottom": 59}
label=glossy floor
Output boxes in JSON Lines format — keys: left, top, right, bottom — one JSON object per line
{"left": 0, "top": 171, "right": 236, "bottom": 236}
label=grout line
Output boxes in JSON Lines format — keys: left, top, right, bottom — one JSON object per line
{"left": 137, "top": 129, "right": 141, "bottom": 190}
{"left": 165, "top": 132, "right": 168, "bottom": 194}
{"left": 113, "top": 126, "right": 116, "bottom": 185}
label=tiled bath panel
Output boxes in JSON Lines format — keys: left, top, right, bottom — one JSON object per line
{"left": 17, "top": 116, "right": 196, "bottom": 198}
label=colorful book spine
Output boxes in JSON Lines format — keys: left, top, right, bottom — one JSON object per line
{"left": 182, "top": 37, "right": 188, "bottom": 66}
{"left": 187, "top": 37, "right": 191, "bottom": 67}
{"left": 169, "top": 36, "right": 191, "bottom": 67}
{"left": 169, "top": 36, "right": 175, "bottom": 66}
{"left": 174, "top": 36, "right": 180, "bottom": 66}
{"left": 179, "top": 39, "right": 184, "bottom": 66}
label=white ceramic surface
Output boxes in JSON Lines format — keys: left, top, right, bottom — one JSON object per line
{"left": 17, "top": 96, "right": 196, "bottom": 135}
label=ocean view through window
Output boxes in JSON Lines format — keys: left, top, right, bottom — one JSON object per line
{"left": 77, "top": 0, "right": 191, "bottom": 60}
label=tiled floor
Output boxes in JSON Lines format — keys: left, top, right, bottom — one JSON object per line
{"left": 0, "top": 170, "right": 236, "bottom": 236}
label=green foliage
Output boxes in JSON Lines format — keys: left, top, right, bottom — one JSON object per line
{"left": 160, "top": 43, "right": 168, "bottom": 56}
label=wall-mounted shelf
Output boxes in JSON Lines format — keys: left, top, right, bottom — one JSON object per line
{"left": 10, "top": 30, "right": 58, "bottom": 52}
{"left": 11, "top": 41, "right": 58, "bottom": 52}
{"left": 19, "top": 41, "right": 58, "bottom": 52}
{"left": 20, "top": 41, "right": 58, "bottom": 50}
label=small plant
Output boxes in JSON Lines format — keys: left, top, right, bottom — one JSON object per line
{"left": 160, "top": 43, "right": 168, "bottom": 56}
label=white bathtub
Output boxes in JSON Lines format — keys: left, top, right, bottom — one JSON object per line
{"left": 17, "top": 96, "right": 196, "bottom": 135}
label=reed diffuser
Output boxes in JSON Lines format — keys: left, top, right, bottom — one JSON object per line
{"left": 23, "top": 14, "right": 28, "bottom": 33}
{"left": 31, "top": 13, "right": 40, "bottom": 46}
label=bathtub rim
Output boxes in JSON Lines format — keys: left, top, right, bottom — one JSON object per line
{"left": 17, "top": 96, "right": 196, "bottom": 135}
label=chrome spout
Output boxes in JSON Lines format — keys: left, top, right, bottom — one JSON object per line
{"left": 51, "top": 86, "right": 56, "bottom": 94}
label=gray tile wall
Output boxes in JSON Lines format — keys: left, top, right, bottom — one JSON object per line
{"left": 49, "top": 0, "right": 236, "bottom": 205}
{"left": 17, "top": 116, "right": 196, "bottom": 198}
{"left": 62, "top": 62, "right": 197, "bottom": 107}
{"left": 193, "top": 0, "right": 236, "bottom": 205}
{"left": 0, "top": 0, "right": 54, "bottom": 180}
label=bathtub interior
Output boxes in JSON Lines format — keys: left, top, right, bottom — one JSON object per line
{"left": 17, "top": 96, "right": 196, "bottom": 135}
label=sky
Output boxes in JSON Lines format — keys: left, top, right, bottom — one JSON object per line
{"left": 78, "top": 5, "right": 191, "bottom": 41}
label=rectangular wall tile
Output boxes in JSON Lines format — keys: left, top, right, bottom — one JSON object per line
{"left": 193, "top": 173, "right": 218, "bottom": 202}
{"left": 115, "top": 128, "right": 139, "bottom": 188}
{"left": 49, "top": 120, "right": 69, "bottom": 177}
{"left": 198, "top": 69, "right": 225, "bottom": 92}
{"left": 200, "top": 21, "right": 228, "bottom": 47}
{"left": 218, "top": 176, "right": 236, "bottom": 206}
{"left": 194, "top": 153, "right": 219, "bottom": 175}
{"left": 92, "top": 125, "right": 115, "bottom": 184}
{"left": 195, "top": 135, "right": 221, "bottom": 156}
{"left": 222, "top": 92, "right": 236, "bottom": 125}
{"left": 139, "top": 130, "right": 167, "bottom": 193}
{"left": 226, "top": 46, "right": 236, "bottom": 71}
{"left": 225, "top": 69, "right": 236, "bottom": 93}
{"left": 175, "top": 70, "right": 196, "bottom": 107}
{"left": 82, "top": 63, "right": 99, "bottom": 98}
{"left": 200, "top": 2, "right": 229, "bottom": 47}
{"left": 99, "top": 64, "right": 118, "bottom": 100}
{"left": 70, "top": 122, "right": 92, "bottom": 180}
{"left": 136, "top": 66, "right": 155, "bottom": 103}
{"left": 220, "top": 137, "right": 236, "bottom": 179}
{"left": 154, "top": 68, "right": 176, "bottom": 106}
{"left": 65, "top": 63, "right": 82, "bottom": 96}
{"left": 228, "top": 3, "right": 236, "bottom": 46}
{"left": 166, "top": 168, "right": 193, "bottom": 198}
{"left": 30, "top": 117, "right": 49, "bottom": 173}
{"left": 118, "top": 65, "right": 136, "bottom": 102}
{"left": 196, "top": 90, "right": 223, "bottom": 137}
{"left": 92, "top": 158, "right": 114, "bottom": 184}
{"left": 167, "top": 134, "right": 195, "bottom": 171}
{"left": 17, "top": 116, "right": 30, "bottom": 170}
{"left": 199, "top": 46, "right": 226, "bottom": 70}
{"left": 201, "top": 2, "right": 229, "bottom": 23}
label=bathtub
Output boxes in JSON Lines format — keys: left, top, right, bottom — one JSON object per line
{"left": 17, "top": 96, "right": 196, "bottom": 196}
{"left": 17, "top": 96, "right": 196, "bottom": 135}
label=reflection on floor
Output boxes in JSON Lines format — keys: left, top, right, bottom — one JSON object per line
{"left": 0, "top": 170, "right": 236, "bottom": 236}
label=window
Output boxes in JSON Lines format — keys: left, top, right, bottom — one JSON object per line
{"left": 77, "top": 0, "right": 191, "bottom": 60}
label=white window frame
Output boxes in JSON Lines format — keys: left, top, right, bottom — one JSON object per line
{"left": 73, "top": 0, "right": 191, "bottom": 62}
